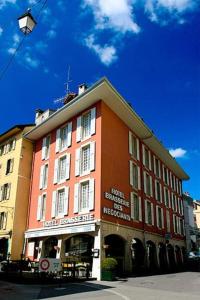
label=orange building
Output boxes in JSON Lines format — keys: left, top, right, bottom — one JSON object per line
{"left": 24, "top": 78, "right": 189, "bottom": 279}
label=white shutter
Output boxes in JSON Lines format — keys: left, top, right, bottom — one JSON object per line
{"left": 12, "top": 139, "right": 16, "bottom": 150}
{"left": 55, "top": 129, "right": 61, "bottom": 153}
{"left": 150, "top": 176, "right": 153, "bottom": 196}
{"left": 75, "top": 148, "right": 80, "bottom": 176}
{"left": 37, "top": 196, "right": 42, "bottom": 221}
{"left": 74, "top": 183, "right": 79, "bottom": 213}
{"left": 138, "top": 166, "right": 141, "bottom": 190}
{"left": 139, "top": 197, "right": 142, "bottom": 221}
{"left": 3, "top": 212, "right": 7, "bottom": 230}
{"left": 142, "top": 145, "right": 145, "bottom": 166}
{"left": 129, "top": 161, "right": 133, "bottom": 186}
{"left": 145, "top": 201, "right": 148, "bottom": 224}
{"left": 155, "top": 181, "right": 158, "bottom": 200}
{"left": 90, "top": 141, "right": 95, "bottom": 171}
{"left": 149, "top": 151, "right": 152, "bottom": 170}
{"left": 42, "top": 137, "right": 46, "bottom": 160}
{"left": 90, "top": 107, "right": 96, "bottom": 135}
{"left": 130, "top": 193, "right": 134, "bottom": 219}
{"left": 67, "top": 122, "right": 72, "bottom": 147}
{"left": 160, "top": 183, "right": 162, "bottom": 203}
{"left": 63, "top": 186, "right": 69, "bottom": 216}
{"left": 156, "top": 206, "right": 159, "bottom": 227}
{"left": 6, "top": 183, "right": 11, "bottom": 200}
{"left": 129, "top": 131, "right": 133, "bottom": 155}
{"left": 39, "top": 166, "right": 44, "bottom": 189}
{"left": 0, "top": 186, "right": 2, "bottom": 201}
{"left": 89, "top": 178, "right": 95, "bottom": 211}
{"left": 76, "top": 116, "right": 82, "bottom": 142}
{"left": 51, "top": 191, "right": 57, "bottom": 218}
{"left": 65, "top": 153, "right": 70, "bottom": 180}
{"left": 53, "top": 159, "right": 58, "bottom": 184}
{"left": 151, "top": 203, "right": 154, "bottom": 225}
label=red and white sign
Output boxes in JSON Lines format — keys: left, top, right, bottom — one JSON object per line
{"left": 39, "top": 258, "right": 61, "bottom": 272}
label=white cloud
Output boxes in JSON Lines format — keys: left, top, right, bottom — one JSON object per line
{"left": 169, "top": 147, "right": 187, "bottom": 158}
{"left": 24, "top": 53, "right": 40, "bottom": 68}
{"left": 7, "top": 47, "right": 15, "bottom": 54}
{"left": 35, "top": 41, "right": 48, "bottom": 53}
{"left": 145, "top": 0, "right": 198, "bottom": 24}
{"left": 0, "top": 26, "right": 3, "bottom": 36}
{"left": 0, "top": 0, "right": 16, "bottom": 9}
{"left": 28, "top": 0, "right": 37, "bottom": 4}
{"left": 46, "top": 29, "right": 57, "bottom": 39}
{"left": 85, "top": 34, "right": 117, "bottom": 66}
{"left": 83, "top": 0, "right": 140, "bottom": 34}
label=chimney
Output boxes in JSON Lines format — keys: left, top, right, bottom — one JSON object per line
{"left": 78, "top": 83, "right": 87, "bottom": 95}
{"left": 35, "top": 109, "right": 44, "bottom": 124}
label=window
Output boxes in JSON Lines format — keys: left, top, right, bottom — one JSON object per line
{"left": 156, "top": 206, "right": 163, "bottom": 229}
{"left": 166, "top": 210, "right": 170, "bottom": 232}
{"left": 0, "top": 183, "right": 11, "bottom": 201}
{"left": 131, "top": 193, "right": 141, "bottom": 221}
{"left": 39, "top": 164, "right": 48, "bottom": 189}
{"left": 55, "top": 122, "right": 72, "bottom": 153}
{"left": 143, "top": 146, "right": 151, "bottom": 169}
{"left": 155, "top": 180, "right": 162, "bottom": 202}
{"left": 173, "top": 214, "right": 178, "bottom": 234}
{"left": 164, "top": 187, "right": 170, "bottom": 208}
{"left": 154, "top": 157, "right": 160, "bottom": 178}
{"left": 54, "top": 154, "right": 70, "bottom": 184}
{"left": 75, "top": 142, "right": 95, "bottom": 176}
{"left": 42, "top": 135, "right": 50, "bottom": 160}
{"left": 74, "top": 178, "right": 95, "bottom": 213}
{"left": 0, "top": 139, "right": 16, "bottom": 156}
{"left": 6, "top": 159, "right": 14, "bottom": 175}
{"left": 163, "top": 166, "right": 169, "bottom": 185}
{"left": 129, "top": 131, "right": 139, "bottom": 160}
{"left": 145, "top": 200, "right": 154, "bottom": 225}
{"left": 37, "top": 194, "right": 46, "bottom": 221}
{"left": 130, "top": 161, "right": 140, "bottom": 190}
{"left": 51, "top": 187, "right": 69, "bottom": 218}
{"left": 179, "top": 198, "right": 183, "bottom": 215}
{"left": 76, "top": 108, "right": 96, "bottom": 142}
{"left": 144, "top": 172, "right": 152, "bottom": 196}
{"left": 0, "top": 212, "right": 7, "bottom": 230}
{"left": 171, "top": 193, "right": 176, "bottom": 210}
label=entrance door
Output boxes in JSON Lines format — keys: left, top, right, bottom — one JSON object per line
{"left": 43, "top": 237, "right": 58, "bottom": 258}
{"left": 0, "top": 238, "right": 8, "bottom": 260}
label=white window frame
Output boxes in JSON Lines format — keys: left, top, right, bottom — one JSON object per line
{"left": 74, "top": 178, "right": 95, "bottom": 214}
{"left": 54, "top": 153, "right": 71, "bottom": 184}
{"left": 76, "top": 108, "right": 96, "bottom": 143}
{"left": 145, "top": 200, "right": 154, "bottom": 225}
{"left": 37, "top": 193, "right": 46, "bottom": 221}
{"left": 42, "top": 135, "right": 51, "bottom": 160}
{"left": 153, "top": 156, "right": 161, "bottom": 178}
{"left": 51, "top": 186, "right": 69, "bottom": 218}
{"left": 163, "top": 165, "right": 169, "bottom": 186}
{"left": 155, "top": 180, "right": 162, "bottom": 202}
{"left": 75, "top": 141, "right": 95, "bottom": 177}
{"left": 166, "top": 210, "right": 170, "bottom": 232}
{"left": 55, "top": 122, "right": 72, "bottom": 153}
{"left": 142, "top": 145, "right": 152, "bottom": 170}
{"left": 129, "top": 161, "right": 140, "bottom": 190}
{"left": 144, "top": 172, "right": 153, "bottom": 197}
{"left": 0, "top": 212, "right": 7, "bottom": 230}
{"left": 156, "top": 206, "right": 164, "bottom": 229}
{"left": 39, "top": 163, "right": 48, "bottom": 190}
{"left": 130, "top": 192, "right": 142, "bottom": 221}
{"left": 164, "top": 187, "right": 170, "bottom": 208}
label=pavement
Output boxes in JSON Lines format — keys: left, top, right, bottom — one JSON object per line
{"left": 1, "top": 271, "right": 200, "bottom": 300}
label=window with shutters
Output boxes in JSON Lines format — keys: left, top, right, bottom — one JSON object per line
{"left": 0, "top": 183, "right": 11, "bottom": 201}
{"left": 6, "top": 158, "right": 14, "bottom": 175}
{"left": 37, "top": 194, "right": 46, "bottom": 221}
{"left": 74, "top": 178, "right": 94, "bottom": 213}
{"left": 131, "top": 193, "right": 141, "bottom": 221}
{"left": 129, "top": 132, "right": 139, "bottom": 160}
{"left": 0, "top": 212, "right": 7, "bottom": 230}
{"left": 51, "top": 187, "right": 69, "bottom": 218}
{"left": 154, "top": 157, "right": 160, "bottom": 178}
{"left": 58, "top": 156, "right": 67, "bottom": 182}
{"left": 42, "top": 135, "right": 50, "bottom": 160}
{"left": 164, "top": 187, "right": 170, "bottom": 208}
{"left": 55, "top": 122, "right": 72, "bottom": 153}
{"left": 75, "top": 142, "right": 95, "bottom": 177}
{"left": 81, "top": 145, "right": 90, "bottom": 175}
{"left": 40, "top": 164, "right": 48, "bottom": 189}
{"left": 144, "top": 172, "right": 152, "bottom": 197}
{"left": 57, "top": 188, "right": 65, "bottom": 216}
{"left": 54, "top": 153, "right": 70, "bottom": 184}
{"left": 145, "top": 200, "right": 153, "bottom": 225}
{"left": 76, "top": 108, "right": 96, "bottom": 142}
{"left": 130, "top": 161, "right": 140, "bottom": 190}
{"left": 156, "top": 206, "right": 163, "bottom": 229}
{"left": 155, "top": 180, "right": 162, "bottom": 202}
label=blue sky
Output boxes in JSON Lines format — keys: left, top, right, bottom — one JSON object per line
{"left": 0, "top": 0, "right": 199, "bottom": 198}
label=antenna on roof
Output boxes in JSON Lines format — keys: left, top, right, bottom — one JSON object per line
{"left": 54, "top": 66, "right": 76, "bottom": 105}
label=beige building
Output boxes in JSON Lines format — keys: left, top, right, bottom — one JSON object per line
{"left": 0, "top": 125, "right": 34, "bottom": 260}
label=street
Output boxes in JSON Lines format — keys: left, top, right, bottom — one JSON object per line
{"left": 0, "top": 272, "right": 200, "bottom": 300}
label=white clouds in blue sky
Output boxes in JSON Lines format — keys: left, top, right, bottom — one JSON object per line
{"left": 0, "top": 26, "right": 3, "bottom": 36}
{"left": 0, "top": 0, "right": 16, "bottom": 10}
{"left": 169, "top": 147, "right": 187, "bottom": 158}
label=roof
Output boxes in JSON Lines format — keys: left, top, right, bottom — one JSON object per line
{"left": 25, "top": 77, "right": 189, "bottom": 180}
{"left": 0, "top": 124, "right": 35, "bottom": 143}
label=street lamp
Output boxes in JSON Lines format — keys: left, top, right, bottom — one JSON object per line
{"left": 17, "top": 9, "right": 37, "bottom": 35}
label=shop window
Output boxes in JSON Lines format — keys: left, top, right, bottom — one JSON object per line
{"left": 65, "top": 234, "right": 94, "bottom": 258}
{"left": 44, "top": 237, "right": 58, "bottom": 258}
{"left": 76, "top": 108, "right": 96, "bottom": 142}
{"left": 55, "top": 122, "right": 72, "bottom": 153}
{"left": 39, "top": 163, "right": 48, "bottom": 189}
{"left": 42, "top": 135, "right": 50, "bottom": 160}
{"left": 75, "top": 142, "right": 95, "bottom": 176}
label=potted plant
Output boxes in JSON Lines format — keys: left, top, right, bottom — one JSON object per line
{"left": 101, "top": 257, "right": 118, "bottom": 281}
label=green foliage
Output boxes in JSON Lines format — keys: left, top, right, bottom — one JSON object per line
{"left": 102, "top": 257, "right": 118, "bottom": 271}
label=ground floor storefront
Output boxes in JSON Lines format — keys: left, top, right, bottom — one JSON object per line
{"left": 25, "top": 218, "right": 186, "bottom": 280}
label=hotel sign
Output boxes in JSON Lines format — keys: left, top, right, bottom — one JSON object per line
{"left": 103, "top": 188, "right": 131, "bottom": 221}
{"left": 43, "top": 214, "right": 94, "bottom": 228}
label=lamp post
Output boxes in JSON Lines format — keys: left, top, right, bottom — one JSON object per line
{"left": 17, "top": 9, "right": 37, "bottom": 35}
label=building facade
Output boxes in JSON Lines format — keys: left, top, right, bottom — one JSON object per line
{"left": 24, "top": 78, "right": 189, "bottom": 279}
{"left": 193, "top": 200, "right": 200, "bottom": 249}
{"left": 0, "top": 125, "right": 34, "bottom": 260}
